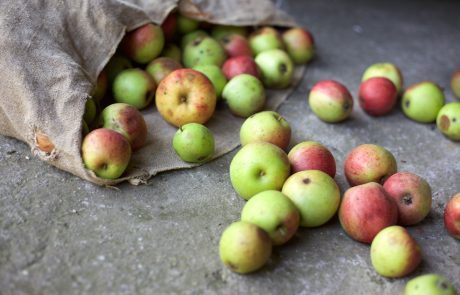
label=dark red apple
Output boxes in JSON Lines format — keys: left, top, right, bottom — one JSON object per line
{"left": 288, "top": 141, "right": 336, "bottom": 178}
{"left": 222, "top": 56, "right": 260, "bottom": 80}
{"left": 359, "top": 77, "right": 398, "bottom": 116}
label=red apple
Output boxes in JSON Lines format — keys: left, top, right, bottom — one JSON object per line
{"left": 220, "top": 34, "right": 252, "bottom": 58}
{"left": 161, "top": 12, "right": 177, "bottom": 42}
{"left": 288, "top": 141, "right": 336, "bottom": 178}
{"left": 359, "top": 77, "right": 398, "bottom": 116}
{"left": 222, "top": 56, "right": 260, "bottom": 80}
{"left": 444, "top": 193, "right": 460, "bottom": 239}
{"left": 120, "top": 23, "right": 165, "bottom": 64}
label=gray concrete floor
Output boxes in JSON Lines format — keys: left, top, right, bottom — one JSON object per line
{"left": 1, "top": 0, "right": 460, "bottom": 294}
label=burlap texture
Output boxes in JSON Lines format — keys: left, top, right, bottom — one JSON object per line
{"left": 0, "top": 0, "right": 303, "bottom": 185}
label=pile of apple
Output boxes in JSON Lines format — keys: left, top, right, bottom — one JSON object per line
{"left": 80, "top": 11, "right": 315, "bottom": 179}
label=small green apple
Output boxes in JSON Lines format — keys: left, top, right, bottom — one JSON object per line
{"left": 183, "top": 36, "right": 227, "bottom": 68}
{"left": 193, "top": 64, "right": 227, "bottom": 98}
{"left": 176, "top": 14, "right": 200, "bottom": 34}
{"left": 255, "top": 49, "right": 294, "bottom": 89}
{"left": 222, "top": 74, "right": 266, "bottom": 117}
{"left": 113, "top": 68, "right": 156, "bottom": 110}
{"left": 404, "top": 274, "right": 457, "bottom": 295}
{"left": 362, "top": 63, "right": 404, "bottom": 93}
{"left": 249, "top": 27, "right": 284, "bottom": 56}
{"left": 160, "top": 43, "right": 182, "bottom": 63}
{"left": 172, "top": 123, "right": 214, "bottom": 163}
{"left": 181, "top": 30, "right": 209, "bottom": 49}
{"left": 436, "top": 102, "right": 460, "bottom": 141}
{"left": 402, "top": 81, "right": 445, "bottom": 123}
{"left": 104, "top": 54, "right": 133, "bottom": 85}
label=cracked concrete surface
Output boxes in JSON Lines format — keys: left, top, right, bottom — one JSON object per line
{"left": 1, "top": 0, "right": 460, "bottom": 294}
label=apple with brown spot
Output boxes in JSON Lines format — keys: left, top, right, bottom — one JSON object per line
{"left": 146, "top": 57, "right": 182, "bottom": 85}
{"left": 444, "top": 193, "right": 460, "bottom": 239}
{"left": 288, "top": 141, "right": 336, "bottom": 178}
{"left": 222, "top": 56, "right": 260, "bottom": 80}
{"left": 120, "top": 23, "right": 165, "bottom": 64}
{"left": 359, "top": 77, "right": 398, "bottom": 116}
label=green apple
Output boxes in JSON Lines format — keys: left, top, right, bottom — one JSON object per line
{"left": 402, "top": 81, "right": 445, "bottom": 123}
{"left": 120, "top": 23, "right": 164, "bottom": 64}
{"left": 219, "top": 221, "right": 272, "bottom": 274}
{"left": 172, "top": 123, "right": 214, "bottom": 163}
{"left": 84, "top": 98, "right": 97, "bottom": 125}
{"left": 436, "top": 102, "right": 460, "bottom": 141}
{"left": 160, "top": 43, "right": 182, "bottom": 63}
{"left": 362, "top": 63, "right": 404, "bottom": 93}
{"left": 193, "top": 64, "right": 227, "bottom": 98}
{"left": 181, "top": 30, "right": 208, "bottom": 49}
{"left": 104, "top": 54, "right": 133, "bottom": 86}
{"left": 404, "top": 274, "right": 457, "bottom": 295}
{"left": 282, "top": 27, "right": 315, "bottom": 64}
{"left": 282, "top": 170, "right": 340, "bottom": 227}
{"left": 222, "top": 74, "right": 266, "bottom": 117}
{"left": 211, "top": 25, "right": 247, "bottom": 42}
{"left": 249, "top": 27, "right": 284, "bottom": 56}
{"left": 370, "top": 225, "right": 422, "bottom": 278}
{"left": 146, "top": 57, "right": 182, "bottom": 85}
{"left": 113, "top": 68, "right": 156, "bottom": 110}
{"left": 183, "top": 36, "right": 227, "bottom": 68}
{"left": 255, "top": 49, "right": 294, "bottom": 89}
{"left": 176, "top": 14, "right": 200, "bottom": 34}
{"left": 230, "top": 142, "right": 290, "bottom": 200}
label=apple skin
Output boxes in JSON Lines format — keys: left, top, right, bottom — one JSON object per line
{"left": 161, "top": 12, "right": 177, "bottom": 42}
{"left": 239, "top": 111, "right": 291, "bottom": 150}
{"left": 404, "top": 274, "right": 457, "bottom": 295}
{"left": 222, "top": 74, "right": 266, "bottom": 118}
{"left": 172, "top": 123, "right": 214, "bottom": 163}
{"left": 451, "top": 70, "right": 460, "bottom": 99}
{"left": 160, "top": 43, "right": 182, "bottom": 63}
{"left": 180, "top": 30, "right": 208, "bottom": 49}
{"left": 288, "top": 141, "right": 336, "bottom": 178}
{"left": 91, "top": 70, "right": 107, "bottom": 103}
{"left": 155, "top": 68, "right": 216, "bottom": 127}
{"left": 241, "top": 190, "right": 300, "bottom": 246}
{"left": 383, "top": 171, "right": 432, "bottom": 225}
{"left": 370, "top": 225, "right": 422, "bottom": 278}
{"left": 436, "top": 102, "right": 460, "bottom": 141}
{"left": 220, "top": 34, "right": 252, "bottom": 58}
{"left": 81, "top": 128, "right": 132, "bottom": 179}
{"left": 99, "top": 103, "right": 148, "bottom": 151}
{"left": 255, "top": 49, "right": 294, "bottom": 89}
{"left": 308, "top": 80, "right": 354, "bottom": 123}
{"left": 192, "top": 64, "right": 227, "bottom": 98}
{"left": 282, "top": 170, "right": 340, "bottom": 227}
{"left": 222, "top": 56, "right": 260, "bottom": 80}
{"left": 362, "top": 63, "right": 404, "bottom": 93}
{"left": 211, "top": 25, "right": 248, "bottom": 42}
{"left": 229, "top": 142, "right": 290, "bottom": 200}
{"left": 120, "top": 23, "right": 165, "bottom": 64}
{"left": 219, "top": 221, "right": 272, "bottom": 274}
{"left": 402, "top": 81, "right": 445, "bottom": 123}
{"left": 183, "top": 36, "right": 227, "bottom": 68}
{"left": 359, "top": 77, "right": 398, "bottom": 116}
{"left": 104, "top": 55, "right": 133, "bottom": 86}
{"left": 176, "top": 14, "right": 200, "bottom": 34}
{"left": 444, "top": 193, "right": 460, "bottom": 239}
{"left": 113, "top": 68, "right": 156, "bottom": 110}
{"left": 281, "top": 27, "right": 315, "bottom": 64}
{"left": 84, "top": 98, "right": 97, "bottom": 125}
{"left": 249, "top": 27, "right": 284, "bottom": 56}
{"left": 344, "top": 143, "right": 397, "bottom": 186}
{"left": 339, "top": 182, "right": 398, "bottom": 243}
{"left": 146, "top": 57, "right": 182, "bottom": 85}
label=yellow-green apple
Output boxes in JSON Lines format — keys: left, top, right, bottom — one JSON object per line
{"left": 180, "top": 30, "right": 208, "bottom": 49}
{"left": 146, "top": 57, "right": 182, "bottom": 85}
{"left": 282, "top": 170, "right": 340, "bottom": 227}
{"left": 219, "top": 221, "right": 272, "bottom": 274}
{"left": 383, "top": 171, "right": 432, "bottom": 225}
{"left": 183, "top": 36, "right": 226, "bottom": 68}
{"left": 192, "top": 64, "right": 227, "bottom": 98}
{"left": 120, "top": 23, "right": 165, "bottom": 64}
{"left": 113, "top": 68, "right": 156, "bottom": 110}
{"left": 437, "top": 102, "right": 460, "bottom": 141}
{"left": 344, "top": 143, "right": 397, "bottom": 186}
{"left": 222, "top": 74, "right": 266, "bottom": 117}
{"left": 176, "top": 14, "right": 199, "bottom": 34}
{"left": 222, "top": 56, "right": 260, "bottom": 80}
{"left": 404, "top": 274, "right": 457, "bottom": 295}
{"left": 444, "top": 193, "right": 460, "bottom": 239}
{"left": 281, "top": 27, "right": 315, "bottom": 64}
{"left": 288, "top": 141, "right": 336, "bottom": 178}
{"left": 359, "top": 77, "right": 398, "bottom": 116}
{"left": 172, "top": 123, "right": 214, "bottom": 163}
{"left": 84, "top": 98, "right": 97, "bottom": 125}
{"left": 339, "top": 182, "right": 398, "bottom": 243}
{"left": 161, "top": 12, "right": 177, "bottom": 42}
{"left": 308, "top": 80, "right": 353, "bottom": 123}
{"left": 219, "top": 34, "right": 252, "bottom": 58}
{"left": 451, "top": 70, "right": 460, "bottom": 99}
{"left": 249, "top": 27, "right": 284, "bottom": 56}
{"left": 239, "top": 111, "right": 291, "bottom": 150}
{"left": 160, "top": 43, "right": 182, "bottom": 63}
{"left": 211, "top": 25, "right": 248, "bottom": 42}
{"left": 155, "top": 68, "right": 216, "bottom": 127}
{"left": 81, "top": 128, "right": 132, "bottom": 179}
{"left": 104, "top": 54, "right": 132, "bottom": 86}
{"left": 99, "top": 103, "right": 147, "bottom": 151}
{"left": 91, "top": 70, "right": 107, "bottom": 103}
{"left": 362, "top": 63, "right": 404, "bottom": 93}
{"left": 370, "top": 225, "right": 422, "bottom": 278}
{"left": 241, "top": 190, "right": 300, "bottom": 245}
{"left": 229, "top": 142, "right": 290, "bottom": 200}
{"left": 255, "top": 49, "right": 294, "bottom": 89}
{"left": 402, "top": 81, "right": 445, "bottom": 123}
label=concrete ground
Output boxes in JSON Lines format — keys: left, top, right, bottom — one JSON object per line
{"left": 1, "top": 0, "right": 460, "bottom": 294}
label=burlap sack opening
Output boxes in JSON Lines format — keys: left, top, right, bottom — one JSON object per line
{"left": 0, "top": 0, "right": 305, "bottom": 186}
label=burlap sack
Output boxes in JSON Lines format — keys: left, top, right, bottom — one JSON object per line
{"left": 0, "top": 0, "right": 304, "bottom": 185}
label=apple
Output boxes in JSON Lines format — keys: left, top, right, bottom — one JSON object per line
{"left": 222, "top": 74, "right": 266, "bottom": 117}
{"left": 383, "top": 171, "right": 432, "bottom": 225}
{"left": 82, "top": 120, "right": 90, "bottom": 137}
{"left": 241, "top": 190, "right": 300, "bottom": 245}
{"left": 370, "top": 225, "right": 422, "bottom": 278}
{"left": 308, "top": 80, "right": 353, "bottom": 123}
{"left": 172, "top": 123, "right": 214, "bottom": 163}
{"left": 160, "top": 43, "right": 182, "bottom": 63}
{"left": 192, "top": 64, "right": 227, "bottom": 98}
{"left": 249, "top": 27, "right": 284, "bottom": 56}
{"left": 91, "top": 70, "right": 107, "bottom": 103}
{"left": 81, "top": 128, "right": 132, "bottom": 179}
{"left": 361, "top": 63, "right": 404, "bottom": 93}
{"left": 180, "top": 30, "right": 208, "bottom": 49}
{"left": 99, "top": 103, "right": 148, "bottom": 151}
{"left": 288, "top": 141, "right": 336, "bottom": 178}
{"left": 282, "top": 170, "right": 340, "bottom": 227}
{"left": 120, "top": 23, "right": 164, "bottom": 64}
{"left": 113, "top": 68, "right": 156, "bottom": 110}
{"left": 222, "top": 56, "right": 260, "bottom": 80}
{"left": 451, "top": 70, "right": 460, "bottom": 99}
{"left": 255, "top": 49, "right": 294, "bottom": 89}
{"left": 219, "top": 34, "right": 253, "bottom": 58}
{"left": 359, "top": 77, "right": 398, "bottom": 116}
{"left": 281, "top": 27, "right": 315, "bottom": 64}
{"left": 344, "top": 143, "right": 397, "bottom": 186}
{"left": 229, "top": 142, "right": 290, "bottom": 200}
{"left": 402, "top": 81, "right": 445, "bottom": 123}
{"left": 404, "top": 274, "right": 457, "bottom": 295}
{"left": 339, "top": 182, "right": 398, "bottom": 243}
{"left": 211, "top": 25, "right": 248, "bottom": 42}
{"left": 219, "top": 221, "right": 272, "bottom": 274}
{"left": 155, "top": 68, "right": 216, "bottom": 127}
{"left": 176, "top": 14, "right": 200, "bottom": 34}
{"left": 161, "top": 12, "right": 177, "bottom": 42}
{"left": 183, "top": 36, "right": 227, "bottom": 68}
{"left": 436, "top": 102, "right": 460, "bottom": 141}
{"left": 239, "top": 111, "right": 291, "bottom": 150}
{"left": 444, "top": 193, "right": 460, "bottom": 239}
{"left": 84, "top": 98, "right": 97, "bottom": 125}
{"left": 104, "top": 54, "right": 133, "bottom": 86}
{"left": 146, "top": 57, "right": 182, "bottom": 85}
